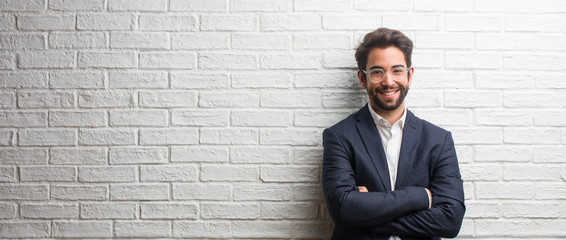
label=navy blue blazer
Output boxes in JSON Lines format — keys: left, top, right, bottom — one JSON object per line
{"left": 322, "top": 105, "right": 465, "bottom": 240}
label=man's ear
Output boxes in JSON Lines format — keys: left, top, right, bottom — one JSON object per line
{"left": 357, "top": 70, "right": 367, "bottom": 89}
{"left": 407, "top": 66, "right": 414, "bottom": 86}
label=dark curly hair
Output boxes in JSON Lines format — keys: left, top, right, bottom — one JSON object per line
{"left": 355, "top": 28, "right": 413, "bottom": 77}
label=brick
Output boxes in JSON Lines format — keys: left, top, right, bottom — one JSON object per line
{"left": 0, "top": 221, "right": 49, "bottom": 238}
{"left": 506, "top": 15, "right": 563, "bottom": 32}
{"left": 51, "top": 185, "right": 107, "bottom": 200}
{"left": 20, "top": 166, "right": 76, "bottom": 182}
{"left": 294, "top": 33, "right": 351, "bottom": 49}
{"left": 18, "top": 51, "right": 75, "bottom": 69}
{"left": 78, "top": 51, "right": 137, "bottom": 68}
{"left": 49, "top": 0, "right": 104, "bottom": 10}
{"left": 232, "top": 221, "right": 291, "bottom": 238}
{"left": 110, "top": 32, "right": 169, "bottom": 49}
{"left": 202, "top": 203, "right": 259, "bottom": 219}
{"left": 475, "top": 146, "right": 531, "bottom": 162}
{"left": 504, "top": 164, "right": 561, "bottom": 181}
{"left": 464, "top": 201, "right": 501, "bottom": 218}
{"left": 173, "top": 183, "right": 232, "bottom": 200}
{"left": 535, "top": 183, "right": 566, "bottom": 199}
{"left": 18, "top": 91, "right": 74, "bottom": 108}
{"left": 460, "top": 163, "right": 501, "bottom": 181}
{"left": 50, "top": 147, "right": 106, "bottom": 165}
{"left": 323, "top": 15, "right": 382, "bottom": 30}
{"left": 476, "top": 219, "right": 566, "bottom": 236}
{"left": 200, "top": 128, "right": 258, "bottom": 145}
{"left": 0, "top": 33, "right": 44, "bottom": 50}
{"left": 232, "top": 73, "right": 292, "bottom": 89}
{"left": 353, "top": 0, "right": 411, "bottom": 11}
{"left": 170, "top": 0, "right": 227, "bottom": 12}
{"left": 476, "top": 0, "right": 533, "bottom": 13}
{"left": 295, "top": 0, "right": 350, "bottom": 11}
{"left": 173, "top": 221, "right": 231, "bottom": 238}
{"left": 383, "top": 14, "right": 441, "bottom": 31}
{"left": 504, "top": 128, "right": 561, "bottom": 144}
{"left": 535, "top": 0, "right": 566, "bottom": 13}
{"left": 140, "top": 128, "right": 198, "bottom": 145}
{"left": 0, "top": 91, "right": 15, "bottom": 108}
{"left": 410, "top": 109, "right": 472, "bottom": 127}
{"left": 475, "top": 72, "right": 534, "bottom": 89}
{"left": 139, "top": 90, "right": 197, "bottom": 108}
{"left": 234, "top": 185, "right": 293, "bottom": 201}
{"left": 231, "top": 110, "right": 291, "bottom": 127}
{"left": 231, "top": 0, "right": 289, "bottom": 11}
{"left": 261, "top": 166, "right": 319, "bottom": 183}
{"left": 140, "top": 52, "right": 196, "bottom": 69}
{"left": 49, "top": 110, "right": 106, "bottom": 127}
{"left": 445, "top": 52, "right": 501, "bottom": 69}
{"left": 405, "top": 90, "right": 442, "bottom": 107}
{"left": 172, "top": 109, "right": 229, "bottom": 127}
{"left": 20, "top": 203, "right": 78, "bottom": 219}
{"left": 476, "top": 182, "right": 533, "bottom": 199}
{"left": 293, "top": 184, "right": 324, "bottom": 201}
{"left": 504, "top": 92, "right": 563, "bottom": 108}
{"left": 261, "top": 90, "right": 320, "bottom": 108}
{"left": 261, "top": 202, "right": 318, "bottom": 219}
{"left": 261, "top": 14, "right": 321, "bottom": 31}
{"left": 536, "top": 34, "right": 566, "bottom": 51}
{"left": 201, "top": 15, "right": 257, "bottom": 31}
{"left": 0, "top": 52, "right": 14, "bottom": 70}
{"left": 109, "top": 110, "right": 168, "bottom": 127}
{"left": 0, "top": 111, "right": 46, "bottom": 127}
{"left": 0, "top": 166, "right": 16, "bottom": 182}
{"left": 139, "top": 14, "right": 196, "bottom": 31}
{"left": 1, "top": 148, "right": 47, "bottom": 165}
{"left": 503, "top": 53, "right": 562, "bottom": 70}
{"left": 416, "top": 32, "right": 474, "bottom": 49}
{"left": 260, "top": 128, "right": 320, "bottom": 146}
{"left": 503, "top": 201, "right": 560, "bottom": 218}
{"left": 140, "top": 165, "right": 198, "bottom": 182}
{"left": 201, "top": 165, "right": 258, "bottom": 182}
{"left": 232, "top": 33, "right": 289, "bottom": 50}
{"left": 533, "top": 146, "right": 566, "bottom": 163}
{"left": 79, "top": 129, "right": 136, "bottom": 146}
{"left": 0, "top": 184, "right": 48, "bottom": 200}
{"left": 116, "top": 221, "right": 172, "bottom": 238}
{"left": 322, "top": 51, "right": 357, "bottom": 69}
{"left": 0, "top": 0, "right": 44, "bottom": 11}
{"left": 411, "top": 50, "right": 442, "bottom": 69}
{"left": 0, "top": 15, "right": 14, "bottom": 30}
{"left": 141, "top": 202, "right": 198, "bottom": 219}
{"left": 293, "top": 147, "right": 323, "bottom": 165}
{"left": 50, "top": 71, "right": 105, "bottom": 89}
{"left": 0, "top": 202, "right": 17, "bottom": 218}
{"left": 294, "top": 71, "right": 356, "bottom": 88}
{"left": 475, "top": 109, "right": 532, "bottom": 126}
{"left": 199, "top": 53, "right": 257, "bottom": 70}
{"left": 110, "top": 147, "right": 168, "bottom": 164}
{"left": 109, "top": 0, "right": 167, "bottom": 11}
{"left": 81, "top": 202, "right": 137, "bottom": 219}
{"left": 79, "top": 166, "right": 136, "bottom": 182}
{"left": 171, "top": 33, "right": 229, "bottom": 50}
{"left": 294, "top": 222, "right": 334, "bottom": 239}
{"left": 455, "top": 146, "right": 473, "bottom": 164}
{"left": 451, "top": 128, "right": 502, "bottom": 145}
{"left": 52, "top": 221, "right": 112, "bottom": 238}
{"left": 171, "top": 146, "right": 229, "bottom": 163}
{"left": 261, "top": 53, "right": 320, "bottom": 70}
{"left": 171, "top": 72, "right": 229, "bottom": 89}
{"left": 109, "top": 71, "right": 168, "bottom": 89}
{"left": 415, "top": 0, "right": 472, "bottom": 11}
{"left": 110, "top": 184, "right": 169, "bottom": 200}
{"left": 445, "top": 14, "right": 502, "bottom": 31}
{"left": 463, "top": 182, "right": 474, "bottom": 200}
{"left": 444, "top": 90, "right": 502, "bottom": 107}
{"left": 77, "top": 14, "right": 135, "bottom": 30}
{"left": 322, "top": 90, "right": 368, "bottom": 109}
{"left": 199, "top": 91, "right": 259, "bottom": 107}
{"left": 477, "top": 33, "right": 535, "bottom": 50}
{"left": 18, "top": 129, "right": 76, "bottom": 146}
{"left": 17, "top": 14, "right": 74, "bottom": 30}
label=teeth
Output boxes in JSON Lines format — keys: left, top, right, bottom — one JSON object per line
{"left": 382, "top": 91, "right": 395, "bottom": 96}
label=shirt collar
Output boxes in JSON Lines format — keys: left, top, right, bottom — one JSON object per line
{"left": 368, "top": 103, "right": 407, "bottom": 129}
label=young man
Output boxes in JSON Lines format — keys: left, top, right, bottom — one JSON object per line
{"left": 322, "top": 28, "right": 465, "bottom": 240}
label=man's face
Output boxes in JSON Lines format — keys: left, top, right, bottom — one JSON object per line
{"left": 359, "top": 47, "right": 413, "bottom": 113}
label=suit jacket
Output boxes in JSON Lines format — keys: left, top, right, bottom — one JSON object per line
{"left": 322, "top": 105, "right": 465, "bottom": 240}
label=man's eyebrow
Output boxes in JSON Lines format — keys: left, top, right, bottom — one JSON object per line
{"left": 368, "top": 64, "right": 405, "bottom": 70}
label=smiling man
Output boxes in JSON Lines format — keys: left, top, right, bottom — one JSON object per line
{"left": 322, "top": 28, "right": 465, "bottom": 240}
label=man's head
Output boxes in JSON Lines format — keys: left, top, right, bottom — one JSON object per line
{"left": 355, "top": 28, "right": 414, "bottom": 115}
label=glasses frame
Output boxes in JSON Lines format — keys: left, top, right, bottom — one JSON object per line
{"left": 362, "top": 66, "right": 411, "bottom": 83}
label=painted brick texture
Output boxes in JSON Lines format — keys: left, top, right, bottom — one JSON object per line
{"left": 0, "top": 0, "right": 565, "bottom": 239}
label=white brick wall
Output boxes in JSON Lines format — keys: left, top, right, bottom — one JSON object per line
{"left": 0, "top": 0, "right": 564, "bottom": 239}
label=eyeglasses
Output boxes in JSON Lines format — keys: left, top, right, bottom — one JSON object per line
{"left": 362, "top": 66, "right": 410, "bottom": 83}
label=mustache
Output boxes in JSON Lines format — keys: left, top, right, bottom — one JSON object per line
{"left": 376, "top": 86, "right": 402, "bottom": 92}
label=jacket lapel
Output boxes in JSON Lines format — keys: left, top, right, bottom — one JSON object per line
{"left": 355, "top": 104, "right": 391, "bottom": 191}
{"left": 395, "top": 110, "right": 421, "bottom": 188}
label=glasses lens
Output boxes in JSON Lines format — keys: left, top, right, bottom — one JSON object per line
{"left": 367, "top": 67, "right": 408, "bottom": 83}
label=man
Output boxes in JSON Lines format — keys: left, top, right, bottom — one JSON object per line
{"left": 322, "top": 28, "right": 465, "bottom": 240}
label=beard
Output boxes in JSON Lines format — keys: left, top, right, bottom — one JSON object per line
{"left": 368, "top": 85, "right": 409, "bottom": 111}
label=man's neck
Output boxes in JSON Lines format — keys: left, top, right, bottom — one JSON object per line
{"left": 370, "top": 102, "right": 405, "bottom": 125}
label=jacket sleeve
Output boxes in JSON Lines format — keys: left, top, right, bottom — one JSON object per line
{"left": 322, "top": 128, "right": 430, "bottom": 229}
{"left": 370, "top": 132, "right": 466, "bottom": 238}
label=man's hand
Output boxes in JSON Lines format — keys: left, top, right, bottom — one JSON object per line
{"left": 358, "top": 186, "right": 368, "bottom": 192}
{"left": 425, "top": 188, "right": 432, "bottom": 208}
